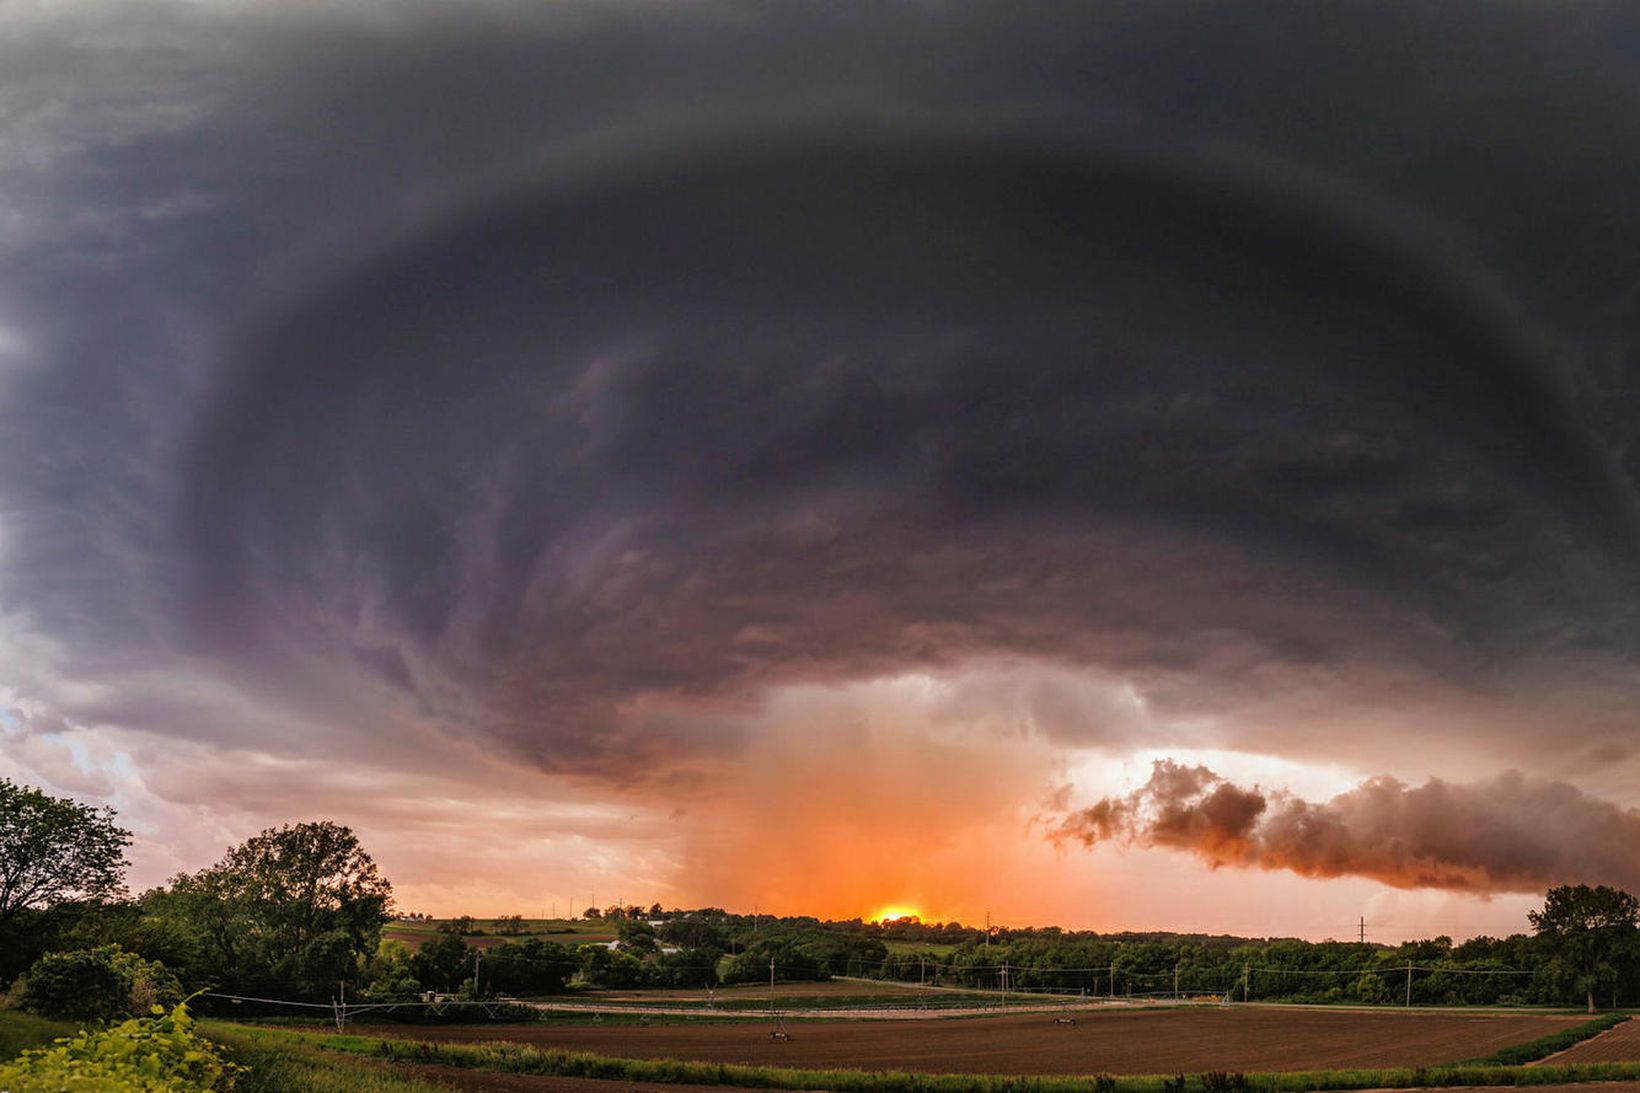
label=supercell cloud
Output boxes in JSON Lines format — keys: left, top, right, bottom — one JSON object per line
{"left": 2, "top": 0, "right": 1640, "bottom": 926}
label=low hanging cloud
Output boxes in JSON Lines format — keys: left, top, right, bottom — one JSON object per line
{"left": 1053, "top": 761, "right": 1640, "bottom": 894}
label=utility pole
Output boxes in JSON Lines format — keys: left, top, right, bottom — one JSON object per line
{"left": 1359, "top": 917, "right": 1366, "bottom": 945}
{"left": 769, "top": 956, "right": 776, "bottom": 1014}
{"left": 985, "top": 911, "right": 991, "bottom": 947}
{"left": 336, "top": 981, "right": 347, "bottom": 1033}
{"left": 474, "top": 949, "right": 482, "bottom": 998}
{"left": 1174, "top": 962, "right": 1180, "bottom": 999}
{"left": 1001, "top": 960, "right": 1009, "bottom": 1007}
{"left": 1405, "top": 962, "right": 1413, "bottom": 1007}
{"left": 1242, "top": 964, "right": 1250, "bottom": 1003}
{"left": 1109, "top": 960, "right": 1116, "bottom": 999}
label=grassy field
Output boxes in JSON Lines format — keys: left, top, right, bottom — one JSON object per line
{"left": 213, "top": 1023, "right": 456, "bottom": 1092}
{"left": 385, "top": 917, "right": 619, "bottom": 950}
{"left": 0, "top": 1009, "right": 74, "bottom": 1059}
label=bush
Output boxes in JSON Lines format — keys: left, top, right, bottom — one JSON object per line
{"left": 18, "top": 945, "right": 181, "bottom": 1023}
{"left": 0, "top": 1001, "right": 239, "bottom": 1091}
{"left": 481, "top": 938, "right": 573, "bottom": 995}
{"left": 577, "top": 945, "right": 654, "bottom": 988}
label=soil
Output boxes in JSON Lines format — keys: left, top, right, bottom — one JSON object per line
{"left": 399, "top": 1065, "right": 802, "bottom": 1092}
{"left": 372, "top": 1007, "right": 1582, "bottom": 1076}
{"left": 1540, "top": 1019, "right": 1640, "bottom": 1064}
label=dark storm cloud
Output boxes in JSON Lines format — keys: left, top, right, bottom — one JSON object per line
{"left": 1053, "top": 761, "right": 1640, "bottom": 893}
{"left": 4, "top": 1, "right": 1640, "bottom": 784}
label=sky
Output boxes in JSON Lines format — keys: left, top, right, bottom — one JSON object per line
{"left": 3, "top": 0, "right": 1640, "bottom": 942}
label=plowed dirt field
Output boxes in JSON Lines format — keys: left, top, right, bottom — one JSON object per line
{"left": 1539, "top": 1018, "right": 1640, "bottom": 1064}
{"left": 378, "top": 1007, "right": 1582, "bottom": 1075}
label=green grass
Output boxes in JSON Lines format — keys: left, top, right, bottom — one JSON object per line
{"left": 201, "top": 1020, "right": 1640, "bottom": 1093}
{"left": 1449, "top": 1013, "right": 1627, "bottom": 1065}
{"left": 384, "top": 916, "right": 618, "bottom": 948}
{"left": 212, "top": 1023, "right": 454, "bottom": 1092}
{"left": 0, "top": 1010, "right": 75, "bottom": 1059}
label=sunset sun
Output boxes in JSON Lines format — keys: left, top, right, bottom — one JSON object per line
{"left": 869, "top": 904, "right": 922, "bottom": 923}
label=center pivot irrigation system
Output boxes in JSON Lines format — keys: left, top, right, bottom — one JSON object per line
{"left": 198, "top": 957, "right": 1542, "bottom": 1033}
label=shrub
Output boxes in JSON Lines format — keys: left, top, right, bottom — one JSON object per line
{"left": 18, "top": 945, "right": 182, "bottom": 1023}
{"left": 0, "top": 1001, "right": 239, "bottom": 1091}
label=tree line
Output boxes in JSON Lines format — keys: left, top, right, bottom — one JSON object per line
{"left": 3, "top": 776, "right": 1638, "bottom": 1021}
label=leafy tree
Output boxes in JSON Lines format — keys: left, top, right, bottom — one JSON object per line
{"left": 412, "top": 930, "right": 471, "bottom": 992}
{"left": 578, "top": 944, "right": 653, "bottom": 987}
{"left": 19, "top": 945, "right": 181, "bottom": 1022}
{"left": 615, "top": 917, "right": 658, "bottom": 954}
{"left": 495, "top": 914, "right": 525, "bottom": 935}
{"left": 441, "top": 915, "right": 477, "bottom": 936}
{"left": 0, "top": 779, "right": 131, "bottom": 931}
{"left": 149, "top": 820, "right": 392, "bottom": 998}
{"left": 361, "top": 939, "right": 420, "bottom": 1000}
{"left": 652, "top": 947, "right": 719, "bottom": 988}
{"left": 1530, "top": 884, "right": 1640, "bottom": 1012}
{"left": 481, "top": 938, "right": 573, "bottom": 994}
{"left": 659, "top": 913, "right": 729, "bottom": 951}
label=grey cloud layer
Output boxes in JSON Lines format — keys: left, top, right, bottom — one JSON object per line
{"left": 3, "top": 2, "right": 1640, "bottom": 786}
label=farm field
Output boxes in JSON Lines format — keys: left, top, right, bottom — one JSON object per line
{"left": 385, "top": 919, "right": 618, "bottom": 951}
{"left": 369, "top": 1006, "right": 1584, "bottom": 1075}
{"left": 348, "top": 1065, "right": 805, "bottom": 1093}
{"left": 575, "top": 978, "right": 929, "bottom": 1003}
{"left": 569, "top": 978, "right": 1008, "bottom": 1010}
{"left": 1540, "top": 1017, "right": 1640, "bottom": 1063}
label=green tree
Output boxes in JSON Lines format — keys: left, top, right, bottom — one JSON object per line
{"left": 482, "top": 938, "right": 573, "bottom": 994}
{"left": 150, "top": 820, "right": 392, "bottom": 997}
{"left": 19, "top": 944, "right": 181, "bottom": 1022}
{"left": 615, "top": 917, "right": 658, "bottom": 953}
{"left": 578, "top": 944, "right": 653, "bottom": 987}
{"left": 361, "top": 939, "right": 420, "bottom": 1000}
{"left": 0, "top": 779, "right": 131, "bottom": 931}
{"left": 411, "top": 930, "right": 471, "bottom": 992}
{"left": 1529, "top": 884, "right": 1640, "bottom": 1012}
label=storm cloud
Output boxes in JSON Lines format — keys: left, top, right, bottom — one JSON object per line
{"left": 3, "top": 0, "right": 1640, "bottom": 915}
{"left": 166, "top": 112, "right": 1640, "bottom": 780}
{"left": 1054, "top": 761, "right": 1640, "bottom": 894}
